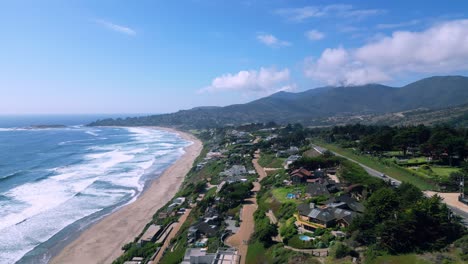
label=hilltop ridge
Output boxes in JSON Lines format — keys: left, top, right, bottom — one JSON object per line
{"left": 90, "top": 76, "right": 468, "bottom": 128}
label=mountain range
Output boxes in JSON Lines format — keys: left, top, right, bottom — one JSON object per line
{"left": 90, "top": 76, "right": 468, "bottom": 128}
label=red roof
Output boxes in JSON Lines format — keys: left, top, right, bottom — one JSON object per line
{"left": 291, "top": 168, "right": 312, "bottom": 178}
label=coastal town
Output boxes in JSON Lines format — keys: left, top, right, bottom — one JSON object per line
{"left": 113, "top": 123, "right": 468, "bottom": 264}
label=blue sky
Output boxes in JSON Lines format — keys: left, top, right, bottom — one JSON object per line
{"left": 1, "top": 0, "right": 468, "bottom": 114}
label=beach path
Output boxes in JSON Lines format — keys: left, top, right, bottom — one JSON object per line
{"left": 225, "top": 150, "right": 266, "bottom": 264}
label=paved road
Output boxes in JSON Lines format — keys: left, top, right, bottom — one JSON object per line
{"left": 312, "top": 144, "right": 468, "bottom": 226}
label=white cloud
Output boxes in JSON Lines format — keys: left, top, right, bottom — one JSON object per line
{"left": 304, "top": 19, "right": 468, "bottom": 86}
{"left": 305, "top": 30, "right": 325, "bottom": 41}
{"left": 376, "top": 19, "right": 421, "bottom": 29}
{"left": 275, "top": 6, "right": 324, "bottom": 22}
{"left": 199, "top": 67, "right": 293, "bottom": 95}
{"left": 275, "top": 4, "right": 384, "bottom": 22}
{"left": 95, "top": 19, "right": 136, "bottom": 36}
{"left": 256, "top": 33, "right": 291, "bottom": 47}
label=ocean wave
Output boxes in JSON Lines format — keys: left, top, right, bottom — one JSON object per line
{"left": 0, "top": 127, "right": 28, "bottom": 132}
{"left": 0, "top": 126, "right": 190, "bottom": 263}
{"left": 85, "top": 130, "right": 99, "bottom": 137}
{"left": 0, "top": 170, "right": 25, "bottom": 182}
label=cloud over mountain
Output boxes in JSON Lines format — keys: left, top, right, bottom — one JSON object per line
{"left": 199, "top": 67, "right": 293, "bottom": 95}
{"left": 305, "top": 19, "right": 468, "bottom": 85}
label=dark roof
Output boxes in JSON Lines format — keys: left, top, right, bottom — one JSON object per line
{"left": 306, "top": 207, "right": 357, "bottom": 224}
{"left": 306, "top": 183, "right": 331, "bottom": 197}
{"left": 298, "top": 203, "right": 313, "bottom": 216}
{"left": 332, "top": 208, "right": 357, "bottom": 224}
{"left": 314, "top": 169, "right": 325, "bottom": 177}
{"left": 326, "top": 194, "right": 365, "bottom": 213}
{"left": 192, "top": 221, "right": 219, "bottom": 237}
{"left": 307, "top": 208, "right": 335, "bottom": 223}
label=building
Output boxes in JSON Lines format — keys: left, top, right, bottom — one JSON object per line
{"left": 283, "top": 154, "right": 301, "bottom": 169}
{"left": 326, "top": 194, "right": 365, "bottom": 213}
{"left": 220, "top": 165, "right": 247, "bottom": 177}
{"left": 290, "top": 168, "right": 312, "bottom": 184}
{"left": 181, "top": 248, "right": 240, "bottom": 264}
{"left": 188, "top": 221, "right": 220, "bottom": 243}
{"left": 124, "top": 257, "right": 144, "bottom": 264}
{"left": 140, "top": 224, "right": 162, "bottom": 245}
{"left": 296, "top": 202, "right": 358, "bottom": 231}
{"left": 306, "top": 183, "right": 331, "bottom": 197}
{"left": 181, "top": 248, "right": 215, "bottom": 264}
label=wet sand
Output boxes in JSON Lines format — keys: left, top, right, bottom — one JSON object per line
{"left": 50, "top": 127, "right": 202, "bottom": 264}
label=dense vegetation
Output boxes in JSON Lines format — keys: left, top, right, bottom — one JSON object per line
{"left": 350, "top": 182, "right": 466, "bottom": 255}
{"left": 328, "top": 124, "right": 467, "bottom": 165}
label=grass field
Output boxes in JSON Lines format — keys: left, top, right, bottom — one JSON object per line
{"left": 371, "top": 254, "right": 431, "bottom": 264}
{"left": 316, "top": 142, "right": 436, "bottom": 190}
{"left": 258, "top": 153, "right": 285, "bottom": 168}
{"left": 406, "top": 157, "right": 429, "bottom": 164}
{"left": 271, "top": 187, "right": 304, "bottom": 204}
{"left": 431, "top": 166, "right": 460, "bottom": 177}
{"left": 245, "top": 241, "right": 268, "bottom": 264}
{"left": 408, "top": 165, "right": 460, "bottom": 180}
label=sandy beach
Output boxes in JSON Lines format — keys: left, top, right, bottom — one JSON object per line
{"left": 50, "top": 127, "right": 202, "bottom": 264}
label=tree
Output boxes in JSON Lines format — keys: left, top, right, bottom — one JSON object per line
{"left": 366, "top": 188, "right": 399, "bottom": 222}
{"left": 396, "top": 182, "right": 423, "bottom": 208}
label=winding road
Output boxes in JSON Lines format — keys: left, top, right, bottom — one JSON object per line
{"left": 312, "top": 144, "right": 468, "bottom": 226}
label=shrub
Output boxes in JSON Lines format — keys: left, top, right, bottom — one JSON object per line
{"left": 331, "top": 242, "right": 351, "bottom": 259}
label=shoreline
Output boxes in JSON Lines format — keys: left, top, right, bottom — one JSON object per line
{"left": 49, "top": 127, "right": 202, "bottom": 264}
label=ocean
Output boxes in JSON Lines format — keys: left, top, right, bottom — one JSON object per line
{"left": 0, "top": 116, "right": 190, "bottom": 264}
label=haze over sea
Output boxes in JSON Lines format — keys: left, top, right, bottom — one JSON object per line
{"left": 0, "top": 115, "right": 190, "bottom": 264}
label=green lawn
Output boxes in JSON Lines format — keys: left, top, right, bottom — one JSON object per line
{"left": 316, "top": 142, "right": 436, "bottom": 190}
{"left": 159, "top": 230, "right": 188, "bottom": 264}
{"left": 258, "top": 153, "right": 285, "bottom": 168}
{"left": 406, "top": 157, "right": 429, "bottom": 164}
{"left": 271, "top": 187, "right": 304, "bottom": 204}
{"left": 431, "top": 166, "right": 460, "bottom": 177}
{"left": 408, "top": 165, "right": 460, "bottom": 180}
{"left": 383, "top": 151, "right": 403, "bottom": 157}
{"left": 371, "top": 254, "right": 431, "bottom": 264}
{"left": 246, "top": 241, "right": 268, "bottom": 264}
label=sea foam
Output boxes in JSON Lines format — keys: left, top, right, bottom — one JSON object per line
{"left": 0, "top": 127, "right": 190, "bottom": 264}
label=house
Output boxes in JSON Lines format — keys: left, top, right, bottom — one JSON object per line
{"left": 326, "top": 194, "right": 365, "bottom": 213}
{"left": 181, "top": 248, "right": 215, "bottom": 264}
{"left": 296, "top": 201, "right": 359, "bottom": 230}
{"left": 333, "top": 208, "right": 357, "bottom": 227}
{"left": 305, "top": 178, "right": 341, "bottom": 197}
{"left": 212, "top": 248, "right": 240, "bottom": 264}
{"left": 206, "top": 151, "right": 226, "bottom": 160}
{"left": 140, "top": 224, "right": 162, "bottom": 245}
{"left": 306, "top": 183, "right": 331, "bottom": 197}
{"left": 124, "top": 257, "right": 144, "bottom": 264}
{"left": 225, "top": 176, "right": 248, "bottom": 184}
{"left": 290, "top": 167, "right": 312, "bottom": 184}
{"left": 284, "top": 155, "right": 302, "bottom": 169}
{"left": 181, "top": 248, "right": 240, "bottom": 264}
{"left": 276, "top": 146, "right": 299, "bottom": 158}
{"left": 188, "top": 221, "right": 220, "bottom": 243}
{"left": 168, "top": 196, "right": 186, "bottom": 209}
{"left": 220, "top": 165, "right": 247, "bottom": 177}
{"left": 314, "top": 168, "right": 326, "bottom": 178}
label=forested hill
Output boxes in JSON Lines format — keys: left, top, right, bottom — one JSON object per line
{"left": 89, "top": 76, "right": 468, "bottom": 128}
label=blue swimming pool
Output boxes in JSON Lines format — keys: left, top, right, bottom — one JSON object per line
{"left": 299, "top": 235, "right": 312, "bottom": 241}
